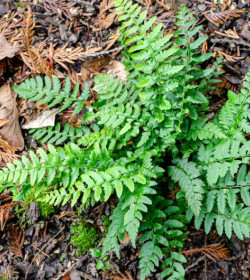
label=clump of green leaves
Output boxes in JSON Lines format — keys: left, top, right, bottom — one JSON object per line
{"left": 70, "top": 223, "right": 100, "bottom": 256}
{"left": 39, "top": 202, "right": 55, "bottom": 219}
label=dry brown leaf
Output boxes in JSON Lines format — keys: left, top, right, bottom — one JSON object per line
{"left": 0, "top": 84, "right": 24, "bottom": 149}
{"left": 216, "top": 77, "right": 239, "bottom": 91}
{"left": 217, "top": 50, "right": 245, "bottom": 62}
{"left": 105, "top": 31, "right": 120, "bottom": 51}
{"left": 0, "top": 34, "right": 20, "bottom": 60}
{"left": 20, "top": 40, "right": 53, "bottom": 76}
{"left": 182, "top": 243, "right": 230, "bottom": 262}
{"left": 98, "top": 12, "right": 117, "bottom": 30}
{"left": 0, "top": 193, "right": 13, "bottom": 205}
{"left": 121, "top": 231, "right": 131, "bottom": 244}
{"left": 96, "top": 0, "right": 116, "bottom": 30}
{"left": 7, "top": 225, "right": 25, "bottom": 258}
{"left": 62, "top": 272, "right": 71, "bottom": 280}
{"left": 167, "top": 187, "right": 180, "bottom": 200}
{"left": 100, "top": 0, "right": 114, "bottom": 16}
{"left": 156, "top": 0, "right": 171, "bottom": 10}
{"left": 214, "top": 27, "right": 239, "bottom": 39}
{"left": 221, "top": 0, "right": 231, "bottom": 11}
{"left": 106, "top": 60, "right": 129, "bottom": 81}
{"left": 0, "top": 136, "right": 20, "bottom": 152}
{"left": 202, "top": 41, "right": 208, "bottom": 54}
{"left": 21, "top": 108, "right": 58, "bottom": 129}
{"left": 79, "top": 57, "right": 112, "bottom": 81}
{"left": 0, "top": 12, "right": 25, "bottom": 47}
{"left": 0, "top": 118, "right": 9, "bottom": 127}
{"left": 0, "top": 151, "right": 20, "bottom": 167}
{"left": 204, "top": 9, "right": 246, "bottom": 26}
{"left": 0, "top": 202, "right": 18, "bottom": 231}
{"left": 104, "top": 271, "right": 133, "bottom": 280}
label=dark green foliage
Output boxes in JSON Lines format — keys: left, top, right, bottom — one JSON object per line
{"left": 39, "top": 202, "right": 55, "bottom": 219}
{"left": 0, "top": 1, "right": 249, "bottom": 279}
{"left": 70, "top": 223, "right": 100, "bottom": 256}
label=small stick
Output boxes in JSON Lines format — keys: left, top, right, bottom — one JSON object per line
{"left": 211, "top": 38, "right": 250, "bottom": 48}
{"left": 79, "top": 46, "right": 124, "bottom": 58}
{"left": 185, "top": 256, "right": 206, "bottom": 272}
{"left": 52, "top": 253, "right": 90, "bottom": 280}
{"left": 25, "top": 227, "right": 65, "bottom": 280}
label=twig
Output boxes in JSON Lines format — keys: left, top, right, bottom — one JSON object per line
{"left": 185, "top": 256, "right": 206, "bottom": 272}
{"left": 211, "top": 38, "right": 250, "bottom": 48}
{"left": 79, "top": 46, "right": 124, "bottom": 58}
{"left": 52, "top": 253, "right": 90, "bottom": 280}
{"left": 25, "top": 227, "right": 65, "bottom": 280}
{"left": 76, "top": 272, "right": 98, "bottom": 280}
{"left": 205, "top": 235, "right": 208, "bottom": 280}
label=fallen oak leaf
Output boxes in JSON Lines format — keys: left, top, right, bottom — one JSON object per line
{"left": 0, "top": 84, "right": 24, "bottom": 149}
{"left": 0, "top": 34, "right": 20, "bottom": 60}
{"left": 21, "top": 108, "right": 59, "bottom": 129}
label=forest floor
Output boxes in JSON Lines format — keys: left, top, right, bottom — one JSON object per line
{"left": 0, "top": 0, "right": 249, "bottom": 279}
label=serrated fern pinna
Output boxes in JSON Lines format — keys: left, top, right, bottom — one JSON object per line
{"left": 1, "top": 1, "right": 249, "bottom": 279}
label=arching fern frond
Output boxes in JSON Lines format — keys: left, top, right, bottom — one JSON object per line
{"left": 13, "top": 76, "right": 90, "bottom": 115}
{"left": 139, "top": 197, "right": 187, "bottom": 280}
{"left": 30, "top": 123, "right": 91, "bottom": 145}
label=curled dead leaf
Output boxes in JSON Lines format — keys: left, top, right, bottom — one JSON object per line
{"left": 21, "top": 108, "right": 58, "bottom": 129}
{"left": 106, "top": 60, "right": 129, "bottom": 81}
{"left": 0, "top": 84, "right": 24, "bottom": 149}
{"left": 0, "top": 34, "right": 20, "bottom": 60}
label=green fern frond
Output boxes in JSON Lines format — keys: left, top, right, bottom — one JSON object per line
{"left": 30, "top": 123, "right": 91, "bottom": 145}
{"left": 168, "top": 159, "right": 204, "bottom": 216}
{"left": 194, "top": 204, "right": 250, "bottom": 240}
{"left": 102, "top": 184, "right": 156, "bottom": 257}
{"left": 13, "top": 76, "right": 90, "bottom": 115}
{"left": 139, "top": 197, "right": 187, "bottom": 280}
{"left": 185, "top": 120, "right": 226, "bottom": 141}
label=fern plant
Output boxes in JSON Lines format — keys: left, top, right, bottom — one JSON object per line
{"left": 0, "top": 1, "right": 249, "bottom": 280}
